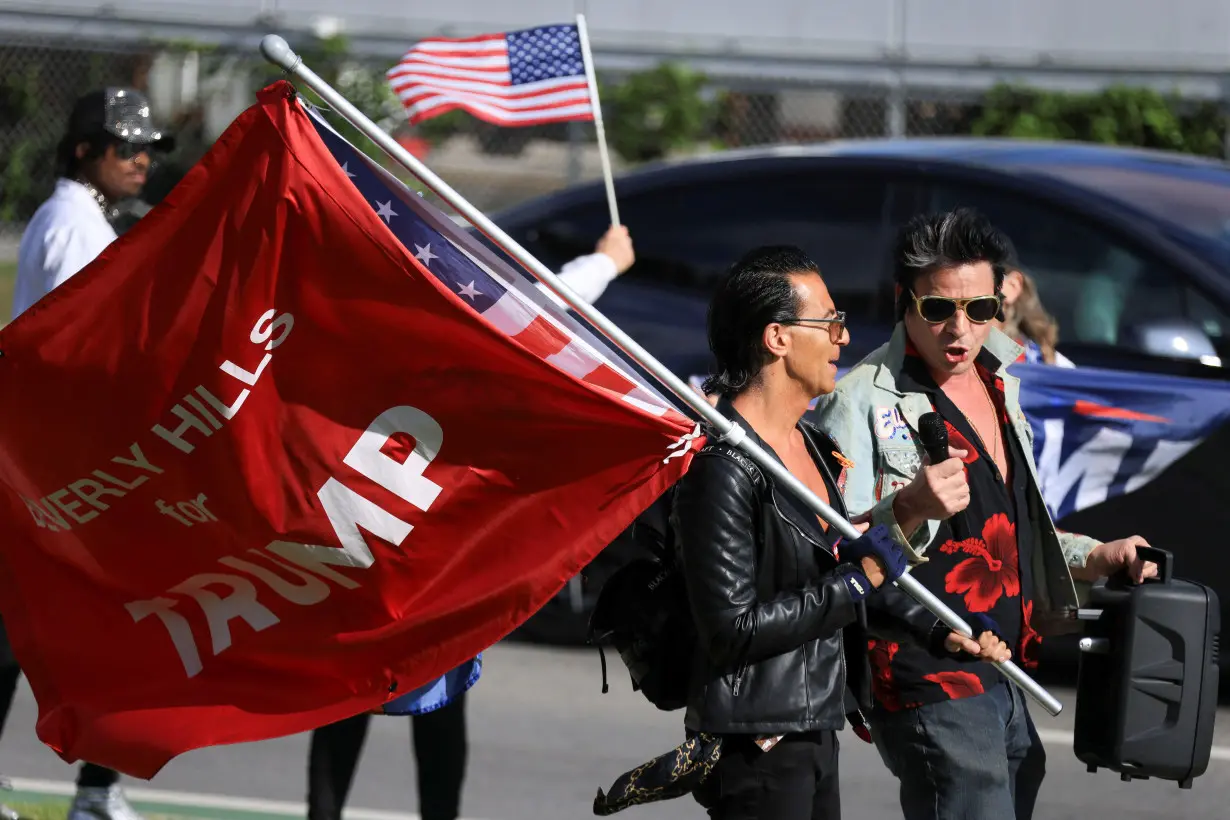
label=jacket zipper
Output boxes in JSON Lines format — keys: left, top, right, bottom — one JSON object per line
{"left": 785, "top": 431, "right": 858, "bottom": 718}
{"left": 769, "top": 485, "right": 851, "bottom": 708}
{"left": 727, "top": 493, "right": 828, "bottom": 702}
{"left": 838, "top": 631, "right": 871, "bottom": 731}
{"left": 747, "top": 430, "right": 852, "bottom": 702}
{"left": 771, "top": 494, "right": 834, "bottom": 557}
{"left": 837, "top": 629, "right": 849, "bottom": 712}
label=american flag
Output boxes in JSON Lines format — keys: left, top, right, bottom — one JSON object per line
{"left": 303, "top": 102, "right": 680, "bottom": 422}
{"left": 386, "top": 24, "right": 595, "bottom": 127}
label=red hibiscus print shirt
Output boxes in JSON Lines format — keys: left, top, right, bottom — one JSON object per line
{"left": 868, "top": 347, "right": 1039, "bottom": 708}
{"left": 942, "top": 512, "right": 1021, "bottom": 612}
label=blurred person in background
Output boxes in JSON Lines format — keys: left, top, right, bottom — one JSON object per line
{"left": 997, "top": 241, "right": 1075, "bottom": 368}
{"left": 535, "top": 223, "right": 635, "bottom": 308}
{"left": 306, "top": 225, "right": 635, "bottom": 820}
{"left": 13, "top": 87, "right": 171, "bottom": 321}
{"left": 8, "top": 87, "right": 173, "bottom": 820}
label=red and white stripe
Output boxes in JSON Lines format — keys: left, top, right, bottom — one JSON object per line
{"left": 387, "top": 34, "right": 594, "bottom": 127}
{"left": 439, "top": 238, "right": 681, "bottom": 420}
{"left": 481, "top": 290, "right": 679, "bottom": 419}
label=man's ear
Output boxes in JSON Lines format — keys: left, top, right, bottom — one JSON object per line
{"left": 74, "top": 141, "right": 92, "bottom": 161}
{"left": 763, "top": 322, "right": 790, "bottom": 358}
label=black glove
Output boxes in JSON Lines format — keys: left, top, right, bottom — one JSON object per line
{"left": 836, "top": 524, "right": 908, "bottom": 585}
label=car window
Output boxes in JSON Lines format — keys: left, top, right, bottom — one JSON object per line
{"left": 1184, "top": 286, "right": 1230, "bottom": 358}
{"left": 927, "top": 182, "right": 1219, "bottom": 354}
{"left": 519, "top": 168, "right": 895, "bottom": 317}
{"left": 1031, "top": 164, "right": 1230, "bottom": 248}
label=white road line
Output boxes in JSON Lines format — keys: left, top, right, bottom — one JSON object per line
{"left": 1035, "top": 729, "right": 1230, "bottom": 762}
{"left": 5, "top": 777, "right": 490, "bottom": 820}
{"left": 8, "top": 732, "right": 1228, "bottom": 819}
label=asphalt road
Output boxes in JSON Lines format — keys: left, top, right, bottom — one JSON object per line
{"left": 0, "top": 641, "right": 1226, "bottom": 820}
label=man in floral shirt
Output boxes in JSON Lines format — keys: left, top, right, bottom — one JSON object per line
{"left": 813, "top": 208, "right": 1157, "bottom": 820}
{"left": 864, "top": 335, "right": 1040, "bottom": 712}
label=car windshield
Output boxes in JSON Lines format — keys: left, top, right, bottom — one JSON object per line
{"left": 1034, "top": 163, "right": 1230, "bottom": 250}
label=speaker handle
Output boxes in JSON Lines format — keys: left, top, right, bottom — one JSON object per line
{"left": 1134, "top": 545, "right": 1174, "bottom": 585}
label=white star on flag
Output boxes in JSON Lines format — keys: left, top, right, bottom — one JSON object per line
{"left": 457, "top": 281, "right": 481, "bottom": 300}
{"left": 341, "top": 162, "right": 357, "bottom": 179}
{"left": 414, "top": 244, "right": 439, "bottom": 266}
{"left": 375, "top": 201, "right": 398, "bottom": 223}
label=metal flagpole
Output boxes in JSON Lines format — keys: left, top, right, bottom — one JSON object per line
{"left": 259, "top": 34, "right": 1063, "bottom": 718}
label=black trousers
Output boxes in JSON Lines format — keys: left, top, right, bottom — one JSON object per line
{"left": 307, "top": 690, "right": 467, "bottom": 820}
{"left": 0, "top": 648, "right": 117, "bottom": 790}
{"left": 693, "top": 731, "right": 841, "bottom": 820}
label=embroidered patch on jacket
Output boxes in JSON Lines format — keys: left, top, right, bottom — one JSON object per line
{"left": 874, "top": 406, "right": 909, "bottom": 440}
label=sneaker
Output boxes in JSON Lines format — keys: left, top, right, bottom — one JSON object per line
{"left": 67, "top": 786, "right": 145, "bottom": 820}
{"left": 0, "top": 774, "right": 24, "bottom": 820}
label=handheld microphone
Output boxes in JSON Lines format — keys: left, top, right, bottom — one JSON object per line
{"left": 917, "top": 412, "right": 949, "bottom": 466}
{"left": 917, "top": 411, "right": 966, "bottom": 531}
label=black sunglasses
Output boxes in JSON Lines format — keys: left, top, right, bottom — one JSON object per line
{"left": 782, "top": 311, "right": 847, "bottom": 343}
{"left": 111, "top": 140, "right": 151, "bottom": 160}
{"left": 109, "top": 140, "right": 165, "bottom": 176}
{"left": 911, "top": 293, "right": 1002, "bottom": 325}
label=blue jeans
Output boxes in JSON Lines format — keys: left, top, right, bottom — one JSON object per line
{"left": 869, "top": 682, "right": 1046, "bottom": 820}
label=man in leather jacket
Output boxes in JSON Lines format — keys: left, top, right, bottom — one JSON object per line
{"left": 674, "top": 246, "right": 1009, "bottom": 820}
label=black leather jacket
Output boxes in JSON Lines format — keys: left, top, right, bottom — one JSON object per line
{"left": 672, "top": 401, "right": 943, "bottom": 736}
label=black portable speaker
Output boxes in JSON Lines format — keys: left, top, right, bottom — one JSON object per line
{"left": 1073, "top": 546, "right": 1220, "bottom": 788}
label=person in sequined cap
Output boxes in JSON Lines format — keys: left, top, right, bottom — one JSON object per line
{"left": 12, "top": 86, "right": 174, "bottom": 320}
{"left": 7, "top": 86, "right": 173, "bottom": 820}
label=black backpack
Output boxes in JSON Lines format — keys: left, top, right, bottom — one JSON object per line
{"left": 587, "top": 443, "right": 765, "bottom": 711}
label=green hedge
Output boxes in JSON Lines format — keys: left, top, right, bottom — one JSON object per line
{"left": 972, "top": 84, "right": 1226, "bottom": 158}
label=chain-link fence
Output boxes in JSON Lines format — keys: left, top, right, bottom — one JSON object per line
{"left": 390, "top": 81, "right": 988, "bottom": 217}
{"left": 1, "top": 33, "right": 1226, "bottom": 251}
{"left": 0, "top": 36, "right": 152, "bottom": 248}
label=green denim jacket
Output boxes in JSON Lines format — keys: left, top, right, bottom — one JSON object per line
{"left": 810, "top": 324, "right": 1100, "bottom": 636}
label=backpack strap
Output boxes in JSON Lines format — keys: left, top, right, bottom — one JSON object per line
{"left": 698, "top": 440, "right": 774, "bottom": 604}
{"left": 697, "top": 441, "right": 767, "bottom": 492}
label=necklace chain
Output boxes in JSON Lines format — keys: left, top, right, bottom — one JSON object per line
{"left": 74, "top": 177, "right": 118, "bottom": 222}
{"left": 953, "top": 374, "right": 1002, "bottom": 477}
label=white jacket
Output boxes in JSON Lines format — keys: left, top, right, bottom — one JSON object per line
{"left": 14, "top": 179, "right": 118, "bottom": 321}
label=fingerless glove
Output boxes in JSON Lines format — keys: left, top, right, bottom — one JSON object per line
{"left": 837, "top": 565, "right": 875, "bottom": 602}
{"left": 836, "top": 524, "right": 908, "bottom": 585}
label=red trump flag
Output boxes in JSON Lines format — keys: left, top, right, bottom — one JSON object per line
{"left": 0, "top": 81, "right": 700, "bottom": 777}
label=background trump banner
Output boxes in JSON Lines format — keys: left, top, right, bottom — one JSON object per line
{"left": 0, "top": 81, "right": 699, "bottom": 777}
{"left": 1012, "top": 362, "right": 1230, "bottom": 521}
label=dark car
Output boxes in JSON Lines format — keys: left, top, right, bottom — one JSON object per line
{"left": 481, "top": 138, "right": 1230, "bottom": 651}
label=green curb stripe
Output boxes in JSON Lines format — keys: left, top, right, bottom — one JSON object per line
{"left": 4, "top": 790, "right": 298, "bottom": 820}
{"left": 133, "top": 801, "right": 285, "bottom": 820}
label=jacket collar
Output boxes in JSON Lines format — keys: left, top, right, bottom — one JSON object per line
{"left": 869, "top": 323, "right": 1030, "bottom": 447}
{"left": 712, "top": 396, "right": 850, "bottom": 532}
{"left": 713, "top": 396, "right": 848, "bottom": 466}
